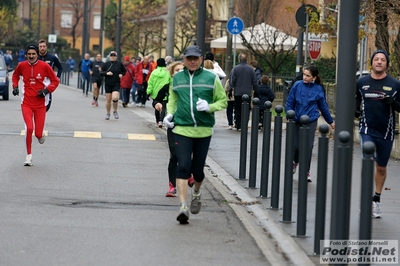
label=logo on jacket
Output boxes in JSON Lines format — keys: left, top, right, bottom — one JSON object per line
{"left": 36, "top": 73, "right": 43, "bottom": 80}
{"left": 362, "top": 85, "right": 370, "bottom": 90}
{"left": 383, "top": 86, "right": 392, "bottom": 91}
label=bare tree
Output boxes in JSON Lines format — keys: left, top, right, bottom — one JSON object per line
{"left": 361, "top": 0, "right": 400, "bottom": 75}
{"left": 67, "top": 0, "right": 95, "bottom": 49}
{"left": 235, "top": 0, "right": 297, "bottom": 75}
{"left": 105, "top": 0, "right": 166, "bottom": 56}
{"left": 174, "top": 2, "right": 197, "bottom": 56}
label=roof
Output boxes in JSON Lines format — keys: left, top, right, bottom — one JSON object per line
{"left": 210, "top": 23, "right": 298, "bottom": 50}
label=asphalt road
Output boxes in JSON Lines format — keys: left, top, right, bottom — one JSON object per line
{"left": 0, "top": 81, "right": 288, "bottom": 266}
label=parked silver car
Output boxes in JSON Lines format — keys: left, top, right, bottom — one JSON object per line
{"left": 0, "top": 55, "right": 11, "bottom": 100}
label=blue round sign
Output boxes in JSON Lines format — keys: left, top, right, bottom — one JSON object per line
{"left": 226, "top": 17, "right": 244, "bottom": 35}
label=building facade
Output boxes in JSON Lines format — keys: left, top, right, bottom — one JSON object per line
{"left": 17, "top": 0, "right": 113, "bottom": 57}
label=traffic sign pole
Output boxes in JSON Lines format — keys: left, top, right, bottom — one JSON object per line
{"left": 226, "top": 17, "right": 244, "bottom": 66}
{"left": 234, "top": 35, "right": 236, "bottom": 66}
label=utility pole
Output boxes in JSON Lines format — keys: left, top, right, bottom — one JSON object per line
{"left": 116, "top": 0, "right": 122, "bottom": 61}
{"left": 166, "top": 0, "right": 176, "bottom": 57}
{"left": 82, "top": 0, "right": 89, "bottom": 56}
{"left": 330, "top": 0, "right": 361, "bottom": 243}
{"left": 224, "top": 0, "right": 234, "bottom": 78}
{"left": 51, "top": 0, "right": 55, "bottom": 53}
{"left": 99, "top": 0, "right": 105, "bottom": 56}
{"left": 196, "top": 0, "right": 206, "bottom": 55}
{"left": 37, "top": 0, "right": 41, "bottom": 42}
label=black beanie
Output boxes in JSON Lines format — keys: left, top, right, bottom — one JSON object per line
{"left": 157, "top": 58, "right": 166, "bottom": 67}
{"left": 370, "top": 50, "right": 389, "bottom": 67}
{"left": 25, "top": 44, "right": 39, "bottom": 55}
{"left": 205, "top": 52, "right": 214, "bottom": 61}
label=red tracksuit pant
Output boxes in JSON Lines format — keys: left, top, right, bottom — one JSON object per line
{"left": 21, "top": 104, "right": 46, "bottom": 155}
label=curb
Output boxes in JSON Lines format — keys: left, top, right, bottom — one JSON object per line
{"left": 205, "top": 156, "right": 315, "bottom": 266}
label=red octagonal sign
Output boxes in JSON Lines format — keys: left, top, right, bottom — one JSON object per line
{"left": 309, "top": 40, "right": 322, "bottom": 60}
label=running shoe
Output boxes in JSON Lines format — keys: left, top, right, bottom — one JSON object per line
{"left": 176, "top": 204, "right": 189, "bottom": 224}
{"left": 372, "top": 201, "right": 382, "bottom": 218}
{"left": 157, "top": 121, "right": 163, "bottom": 128}
{"left": 188, "top": 175, "right": 195, "bottom": 187}
{"left": 293, "top": 162, "right": 298, "bottom": 174}
{"left": 105, "top": 113, "right": 110, "bottom": 120}
{"left": 166, "top": 182, "right": 177, "bottom": 197}
{"left": 228, "top": 125, "right": 233, "bottom": 130}
{"left": 190, "top": 189, "right": 202, "bottom": 214}
{"left": 91, "top": 100, "right": 95, "bottom": 105}
{"left": 95, "top": 100, "right": 98, "bottom": 107}
{"left": 113, "top": 111, "right": 119, "bottom": 119}
{"left": 307, "top": 171, "right": 312, "bottom": 182}
{"left": 24, "top": 154, "right": 33, "bottom": 166}
{"left": 122, "top": 102, "right": 127, "bottom": 107}
{"left": 38, "top": 135, "right": 46, "bottom": 144}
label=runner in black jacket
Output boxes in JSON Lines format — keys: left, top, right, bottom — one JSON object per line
{"left": 38, "top": 39, "right": 63, "bottom": 112}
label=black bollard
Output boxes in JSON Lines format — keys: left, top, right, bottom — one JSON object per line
{"left": 249, "top": 98, "right": 260, "bottom": 188}
{"left": 296, "top": 115, "right": 310, "bottom": 237}
{"left": 282, "top": 110, "right": 295, "bottom": 222}
{"left": 313, "top": 124, "right": 330, "bottom": 255}
{"left": 333, "top": 131, "right": 352, "bottom": 241}
{"left": 239, "top": 94, "right": 250, "bottom": 180}
{"left": 77, "top": 72, "right": 82, "bottom": 89}
{"left": 270, "top": 105, "right": 283, "bottom": 209}
{"left": 359, "top": 141, "right": 375, "bottom": 242}
{"left": 260, "top": 101, "right": 272, "bottom": 198}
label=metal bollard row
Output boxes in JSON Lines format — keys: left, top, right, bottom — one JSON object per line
{"left": 237, "top": 101, "right": 374, "bottom": 254}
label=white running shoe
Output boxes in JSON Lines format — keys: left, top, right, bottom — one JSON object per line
{"left": 372, "top": 201, "right": 382, "bottom": 218}
{"left": 176, "top": 204, "right": 189, "bottom": 224}
{"left": 293, "top": 162, "right": 298, "bottom": 174}
{"left": 24, "top": 154, "right": 33, "bottom": 166}
{"left": 190, "top": 189, "right": 202, "bottom": 214}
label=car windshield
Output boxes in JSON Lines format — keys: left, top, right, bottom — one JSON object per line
{"left": 0, "top": 57, "right": 5, "bottom": 70}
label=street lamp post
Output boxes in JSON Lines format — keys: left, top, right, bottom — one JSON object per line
{"left": 37, "top": 0, "right": 41, "bottom": 42}
{"left": 82, "top": 0, "right": 88, "bottom": 56}
{"left": 99, "top": 0, "right": 105, "bottom": 56}
{"left": 51, "top": 0, "right": 55, "bottom": 54}
{"left": 196, "top": 0, "right": 206, "bottom": 55}
{"left": 116, "top": 0, "right": 122, "bottom": 60}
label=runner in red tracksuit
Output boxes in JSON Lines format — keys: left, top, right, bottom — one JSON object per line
{"left": 12, "top": 44, "right": 60, "bottom": 166}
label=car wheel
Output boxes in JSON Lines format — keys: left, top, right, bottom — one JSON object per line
{"left": 3, "top": 88, "right": 9, "bottom": 101}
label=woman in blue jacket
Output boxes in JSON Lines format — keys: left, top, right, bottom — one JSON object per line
{"left": 285, "top": 65, "right": 335, "bottom": 182}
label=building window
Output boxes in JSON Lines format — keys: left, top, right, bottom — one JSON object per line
{"left": 61, "top": 12, "right": 73, "bottom": 28}
{"left": 93, "top": 13, "right": 101, "bottom": 30}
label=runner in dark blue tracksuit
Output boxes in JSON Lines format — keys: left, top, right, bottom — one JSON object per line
{"left": 38, "top": 39, "right": 63, "bottom": 112}
{"left": 355, "top": 49, "right": 400, "bottom": 218}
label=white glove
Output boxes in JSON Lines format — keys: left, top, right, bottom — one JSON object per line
{"left": 196, "top": 98, "right": 210, "bottom": 112}
{"left": 163, "top": 114, "right": 174, "bottom": 128}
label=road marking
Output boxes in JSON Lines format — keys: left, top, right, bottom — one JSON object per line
{"left": 73, "top": 131, "right": 102, "bottom": 138}
{"left": 17, "top": 130, "right": 156, "bottom": 140}
{"left": 127, "top": 134, "right": 156, "bottom": 140}
{"left": 20, "top": 130, "right": 48, "bottom": 136}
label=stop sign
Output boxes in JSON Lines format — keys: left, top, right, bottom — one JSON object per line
{"left": 309, "top": 40, "right": 322, "bottom": 60}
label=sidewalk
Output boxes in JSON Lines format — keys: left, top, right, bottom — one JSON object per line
{"left": 206, "top": 109, "right": 400, "bottom": 265}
